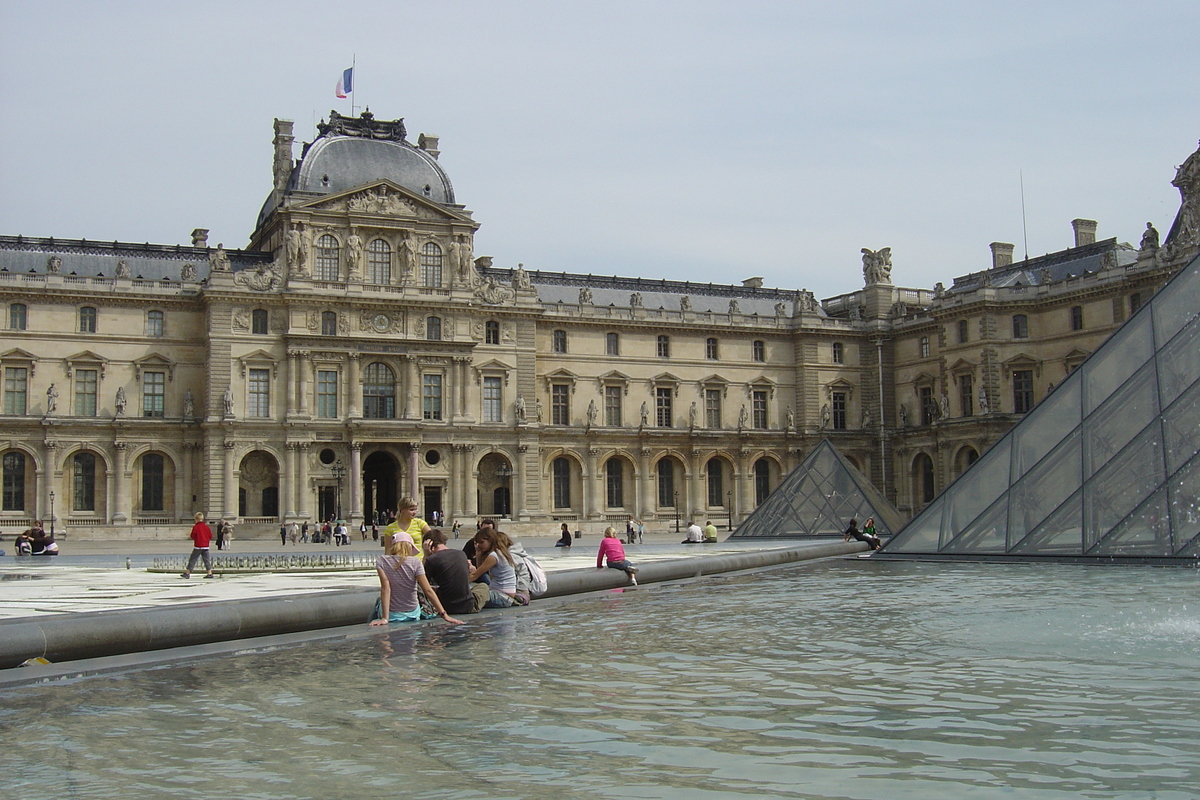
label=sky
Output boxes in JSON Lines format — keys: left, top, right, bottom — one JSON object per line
{"left": 1, "top": 0, "right": 1197, "bottom": 299}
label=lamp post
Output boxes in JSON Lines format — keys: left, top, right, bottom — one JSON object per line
{"left": 49, "top": 490, "right": 55, "bottom": 537}
{"left": 727, "top": 490, "right": 733, "bottom": 531}
{"left": 495, "top": 462, "right": 513, "bottom": 517}
{"left": 674, "top": 491, "right": 680, "bottom": 533}
{"left": 331, "top": 459, "right": 346, "bottom": 521}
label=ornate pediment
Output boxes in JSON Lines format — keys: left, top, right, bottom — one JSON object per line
{"left": 297, "top": 181, "right": 467, "bottom": 222}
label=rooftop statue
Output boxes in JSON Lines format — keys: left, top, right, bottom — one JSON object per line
{"left": 316, "top": 109, "right": 407, "bottom": 142}
{"left": 861, "top": 247, "right": 892, "bottom": 285}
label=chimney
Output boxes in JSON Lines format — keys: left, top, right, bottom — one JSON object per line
{"left": 1071, "top": 218, "right": 1097, "bottom": 247}
{"left": 989, "top": 242, "right": 1014, "bottom": 269}
{"left": 418, "top": 133, "right": 440, "bottom": 160}
{"left": 191, "top": 228, "right": 209, "bottom": 247}
{"left": 742, "top": 277, "right": 764, "bottom": 288}
{"left": 272, "top": 119, "right": 295, "bottom": 191}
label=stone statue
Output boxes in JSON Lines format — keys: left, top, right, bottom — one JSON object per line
{"left": 739, "top": 405, "right": 749, "bottom": 429}
{"left": 933, "top": 282, "right": 945, "bottom": 298}
{"left": 898, "top": 404, "right": 908, "bottom": 427}
{"left": 454, "top": 235, "right": 475, "bottom": 284}
{"left": 774, "top": 301, "right": 787, "bottom": 317}
{"left": 234, "top": 263, "right": 282, "bottom": 292}
{"left": 798, "top": 291, "right": 819, "bottom": 313}
{"left": 46, "top": 383, "right": 58, "bottom": 414}
{"left": 728, "top": 299, "right": 740, "bottom": 314}
{"left": 1037, "top": 268, "right": 1052, "bottom": 284}
{"left": 46, "top": 255, "right": 62, "bottom": 274}
{"left": 1166, "top": 138, "right": 1200, "bottom": 254}
{"left": 398, "top": 232, "right": 418, "bottom": 278}
{"left": 940, "top": 393, "right": 950, "bottom": 420}
{"left": 512, "top": 263, "right": 532, "bottom": 290}
{"left": 473, "top": 276, "right": 516, "bottom": 305}
{"left": 515, "top": 395, "right": 526, "bottom": 422}
{"left": 578, "top": 287, "right": 592, "bottom": 304}
{"left": 785, "top": 406, "right": 794, "bottom": 429}
{"left": 534, "top": 397, "right": 543, "bottom": 423}
{"left": 680, "top": 295, "right": 692, "bottom": 312}
{"left": 210, "top": 244, "right": 231, "bottom": 272}
{"left": 978, "top": 388, "right": 989, "bottom": 414}
{"left": 640, "top": 401, "right": 649, "bottom": 426}
{"left": 223, "top": 386, "right": 235, "bottom": 417}
{"left": 181, "top": 263, "right": 196, "bottom": 282}
{"left": 346, "top": 232, "right": 364, "bottom": 278}
{"left": 285, "top": 225, "right": 308, "bottom": 274}
{"left": 861, "top": 408, "right": 870, "bottom": 428}
{"left": 688, "top": 401, "right": 697, "bottom": 428}
{"left": 1140, "top": 222, "right": 1160, "bottom": 252}
{"left": 630, "top": 292, "right": 643, "bottom": 308}
{"left": 819, "top": 403, "right": 829, "bottom": 429}
{"left": 586, "top": 399, "right": 597, "bottom": 426}
{"left": 115, "top": 386, "right": 127, "bottom": 416}
{"left": 115, "top": 260, "right": 130, "bottom": 278}
{"left": 183, "top": 389, "right": 194, "bottom": 418}
{"left": 861, "top": 247, "right": 893, "bottom": 284}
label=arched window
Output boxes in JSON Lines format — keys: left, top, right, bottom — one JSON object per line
{"left": 552, "top": 457, "right": 571, "bottom": 508}
{"left": 606, "top": 458, "right": 624, "bottom": 508}
{"left": 485, "top": 320, "right": 500, "bottom": 345}
{"left": 141, "top": 452, "right": 164, "bottom": 511}
{"left": 657, "top": 458, "right": 676, "bottom": 508}
{"left": 367, "top": 238, "right": 391, "bottom": 285}
{"left": 421, "top": 242, "right": 443, "bottom": 286}
{"left": 2, "top": 451, "right": 25, "bottom": 511}
{"left": 707, "top": 459, "right": 725, "bottom": 507}
{"left": 315, "top": 235, "right": 340, "bottom": 281}
{"left": 251, "top": 308, "right": 268, "bottom": 335}
{"left": 73, "top": 452, "right": 96, "bottom": 511}
{"left": 321, "top": 311, "right": 338, "bottom": 336}
{"left": 914, "top": 453, "right": 935, "bottom": 504}
{"left": 363, "top": 362, "right": 396, "bottom": 419}
{"left": 79, "top": 306, "right": 97, "bottom": 333}
{"left": 754, "top": 459, "right": 771, "bottom": 505}
{"left": 426, "top": 316, "right": 442, "bottom": 341}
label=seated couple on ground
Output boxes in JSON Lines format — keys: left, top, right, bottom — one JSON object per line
{"left": 14, "top": 522, "right": 58, "bottom": 556}
{"left": 843, "top": 517, "right": 882, "bottom": 550}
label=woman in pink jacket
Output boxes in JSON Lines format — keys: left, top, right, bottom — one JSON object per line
{"left": 596, "top": 526, "right": 639, "bottom": 585}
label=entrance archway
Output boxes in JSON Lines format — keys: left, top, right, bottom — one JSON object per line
{"left": 363, "top": 450, "right": 400, "bottom": 524}
{"left": 478, "top": 453, "right": 513, "bottom": 517}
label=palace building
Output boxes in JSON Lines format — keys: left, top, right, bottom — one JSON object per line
{"left": 2, "top": 112, "right": 1197, "bottom": 537}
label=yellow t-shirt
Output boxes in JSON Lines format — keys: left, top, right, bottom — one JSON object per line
{"left": 385, "top": 517, "right": 427, "bottom": 559}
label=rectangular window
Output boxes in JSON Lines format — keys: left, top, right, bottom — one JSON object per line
{"left": 79, "top": 307, "right": 97, "bottom": 333}
{"left": 831, "top": 391, "right": 846, "bottom": 430}
{"left": 919, "top": 385, "right": 935, "bottom": 426}
{"left": 551, "top": 384, "right": 569, "bottom": 425}
{"left": 248, "top": 368, "right": 271, "bottom": 418}
{"left": 4, "top": 367, "right": 28, "bottom": 414}
{"left": 553, "top": 458, "right": 571, "bottom": 508}
{"left": 142, "top": 454, "right": 164, "bottom": 511}
{"left": 658, "top": 459, "right": 675, "bottom": 508}
{"left": 552, "top": 329, "right": 567, "bottom": 353}
{"left": 2, "top": 452, "right": 24, "bottom": 511}
{"left": 606, "top": 333, "right": 620, "bottom": 356}
{"left": 143, "top": 371, "right": 165, "bottom": 418}
{"left": 1070, "top": 305, "right": 1084, "bottom": 331}
{"left": 706, "top": 337, "right": 719, "bottom": 360}
{"left": 483, "top": 376, "right": 502, "bottom": 423}
{"left": 832, "top": 342, "right": 844, "bottom": 364}
{"left": 959, "top": 374, "right": 973, "bottom": 417}
{"left": 655, "top": 387, "right": 673, "bottom": 427}
{"left": 1130, "top": 293, "right": 1142, "bottom": 313}
{"left": 147, "top": 310, "right": 164, "bottom": 337}
{"left": 957, "top": 319, "right": 969, "bottom": 344}
{"left": 1013, "top": 369, "right": 1034, "bottom": 413}
{"left": 752, "top": 389, "right": 768, "bottom": 429}
{"left": 75, "top": 369, "right": 98, "bottom": 416}
{"left": 321, "top": 311, "right": 338, "bottom": 336}
{"left": 9, "top": 304, "right": 27, "bottom": 330}
{"left": 422, "top": 374, "right": 443, "bottom": 420}
{"left": 705, "top": 388, "right": 721, "bottom": 428}
{"left": 919, "top": 336, "right": 930, "bottom": 358}
{"left": 316, "top": 370, "right": 338, "bottom": 418}
{"left": 1012, "top": 314, "right": 1028, "bottom": 339}
{"left": 604, "top": 385, "right": 622, "bottom": 426}
{"left": 606, "top": 460, "right": 623, "bottom": 508}
{"left": 752, "top": 340, "right": 765, "bottom": 362}
{"left": 485, "top": 320, "right": 500, "bottom": 345}
{"left": 657, "top": 335, "right": 670, "bottom": 358}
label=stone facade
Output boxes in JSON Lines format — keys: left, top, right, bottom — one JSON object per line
{"left": 1, "top": 113, "right": 1196, "bottom": 536}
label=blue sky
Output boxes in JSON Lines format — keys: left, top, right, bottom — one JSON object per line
{"left": 1, "top": 0, "right": 1197, "bottom": 298}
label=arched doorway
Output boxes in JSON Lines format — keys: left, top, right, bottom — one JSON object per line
{"left": 238, "top": 450, "right": 279, "bottom": 519}
{"left": 955, "top": 446, "right": 980, "bottom": 477}
{"left": 478, "top": 453, "right": 513, "bottom": 517}
{"left": 912, "top": 453, "right": 936, "bottom": 508}
{"left": 362, "top": 450, "right": 400, "bottom": 525}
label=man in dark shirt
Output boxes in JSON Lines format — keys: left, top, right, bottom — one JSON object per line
{"left": 423, "top": 528, "right": 488, "bottom": 614}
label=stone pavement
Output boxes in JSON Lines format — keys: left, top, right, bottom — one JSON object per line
{"left": 0, "top": 530, "right": 792, "bottom": 622}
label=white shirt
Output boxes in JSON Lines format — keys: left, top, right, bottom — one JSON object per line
{"left": 686, "top": 524, "right": 703, "bottom": 542}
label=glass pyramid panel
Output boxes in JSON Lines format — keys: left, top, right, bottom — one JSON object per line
{"left": 730, "top": 439, "right": 904, "bottom": 539}
{"left": 1008, "top": 430, "right": 1081, "bottom": 545}
{"left": 1011, "top": 490, "right": 1083, "bottom": 554}
{"left": 1084, "top": 360, "right": 1158, "bottom": 479}
{"left": 879, "top": 252, "right": 1200, "bottom": 562}
{"left": 1083, "top": 312, "right": 1153, "bottom": 416}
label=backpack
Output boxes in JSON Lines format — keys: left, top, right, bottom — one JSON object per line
{"left": 509, "top": 542, "right": 548, "bottom": 597}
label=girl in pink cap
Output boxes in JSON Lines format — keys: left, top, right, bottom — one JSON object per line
{"left": 370, "top": 532, "right": 463, "bottom": 626}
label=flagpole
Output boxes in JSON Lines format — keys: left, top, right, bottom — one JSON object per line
{"left": 351, "top": 54, "right": 356, "bottom": 116}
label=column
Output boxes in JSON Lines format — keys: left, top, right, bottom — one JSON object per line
{"left": 454, "top": 357, "right": 472, "bottom": 422}
{"left": 585, "top": 447, "right": 599, "bottom": 520}
{"left": 349, "top": 441, "right": 363, "bottom": 523}
{"left": 112, "top": 441, "right": 129, "bottom": 523}
{"left": 283, "top": 442, "right": 298, "bottom": 519}
{"left": 179, "top": 441, "right": 194, "bottom": 519}
{"left": 223, "top": 441, "right": 238, "bottom": 519}
{"left": 408, "top": 443, "right": 419, "bottom": 501}
{"left": 639, "top": 448, "right": 654, "bottom": 521}
{"left": 463, "top": 444, "right": 478, "bottom": 517}
{"left": 297, "top": 443, "right": 310, "bottom": 520}
{"left": 297, "top": 351, "right": 310, "bottom": 416}
{"left": 688, "top": 450, "right": 703, "bottom": 523}
{"left": 40, "top": 440, "right": 57, "bottom": 529}
{"left": 348, "top": 354, "right": 361, "bottom": 418}
{"left": 286, "top": 351, "right": 298, "bottom": 417}
{"left": 515, "top": 444, "right": 529, "bottom": 520}
{"left": 404, "top": 356, "right": 419, "bottom": 420}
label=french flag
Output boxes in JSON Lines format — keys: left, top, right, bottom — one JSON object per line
{"left": 336, "top": 67, "right": 354, "bottom": 98}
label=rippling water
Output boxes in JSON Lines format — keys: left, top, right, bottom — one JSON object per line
{"left": 3, "top": 560, "right": 1200, "bottom": 799}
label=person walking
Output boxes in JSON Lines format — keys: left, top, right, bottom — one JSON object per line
{"left": 300, "top": 521, "right": 310, "bottom": 543}
{"left": 280, "top": 523, "right": 288, "bottom": 547}
{"left": 289, "top": 521, "right": 299, "bottom": 545}
{"left": 182, "top": 512, "right": 214, "bottom": 579}
{"left": 215, "top": 519, "right": 226, "bottom": 551}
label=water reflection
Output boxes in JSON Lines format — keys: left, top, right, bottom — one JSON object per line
{"left": 4, "top": 560, "right": 1200, "bottom": 799}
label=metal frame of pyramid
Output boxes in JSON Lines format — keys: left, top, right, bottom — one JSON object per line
{"left": 731, "top": 438, "right": 905, "bottom": 539}
{"left": 879, "top": 253, "right": 1200, "bottom": 563}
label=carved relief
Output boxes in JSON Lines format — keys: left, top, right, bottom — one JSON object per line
{"left": 473, "top": 276, "right": 515, "bottom": 305}
{"left": 234, "top": 261, "right": 283, "bottom": 291}
{"left": 232, "top": 309, "right": 250, "bottom": 331}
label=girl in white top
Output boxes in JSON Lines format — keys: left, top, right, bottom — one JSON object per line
{"left": 468, "top": 528, "right": 519, "bottom": 608}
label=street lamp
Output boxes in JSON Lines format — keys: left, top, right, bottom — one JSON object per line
{"left": 495, "top": 462, "right": 513, "bottom": 517}
{"left": 49, "top": 490, "right": 55, "bottom": 537}
{"left": 331, "top": 459, "right": 346, "bottom": 521}
{"left": 727, "top": 490, "right": 733, "bottom": 531}
{"left": 674, "top": 491, "right": 680, "bottom": 533}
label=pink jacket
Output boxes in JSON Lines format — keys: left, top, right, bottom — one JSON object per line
{"left": 597, "top": 537, "right": 627, "bottom": 567}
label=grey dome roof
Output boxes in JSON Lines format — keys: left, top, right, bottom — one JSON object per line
{"left": 292, "top": 135, "right": 454, "bottom": 203}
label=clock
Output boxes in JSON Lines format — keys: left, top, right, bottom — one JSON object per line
{"left": 371, "top": 313, "right": 390, "bottom": 332}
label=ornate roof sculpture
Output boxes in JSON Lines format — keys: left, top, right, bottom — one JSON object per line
{"left": 880, "top": 252, "right": 1200, "bottom": 562}
{"left": 730, "top": 439, "right": 904, "bottom": 539}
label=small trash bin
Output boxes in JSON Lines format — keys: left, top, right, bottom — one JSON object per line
{"left": 574, "top": 530, "right": 582, "bottom": 539}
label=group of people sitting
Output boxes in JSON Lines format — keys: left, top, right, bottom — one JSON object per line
{"left": 9, "top": 521, "right": 58, "bottom": 556}
{"left": 682, "top": 521, "right": 720, "bottom": 544}
{"left": 370, "top": 505, "right": 543, "bottom": 627}
{"left": 843, "top": 517, "right": 883, "bottom": 550}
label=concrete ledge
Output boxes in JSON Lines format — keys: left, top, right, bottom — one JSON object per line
{"left": 0, "top": 542, "right": 865, "bottom": 670}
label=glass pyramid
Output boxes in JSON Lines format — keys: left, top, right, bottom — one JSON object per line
{"left": 731, "top": 439, "right": 905, "bottom": 539}
{"left": 882, "top": 253, "right": 1200, "bottom": 561}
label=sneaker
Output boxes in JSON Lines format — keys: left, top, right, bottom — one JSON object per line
{"left": 630, "top": 574, "right": 638, "bottom": 586}
{"left": 180, "top": 573, "right": 190, "bottom": 579}
{"left": 203, "top": 574, "right": 215, "bottom": 579}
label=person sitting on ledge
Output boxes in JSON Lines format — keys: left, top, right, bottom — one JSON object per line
{"left": 703, "top": 520, "right": 719, "bottom": 543}
{"left": 597, "top": 526, "right": 638, "bottom": 585}
{"left": 423, "top": 528, "right": 489, "bottom": 614}
{"left": 370, "top": 532, "right": 462, "bottom": 626}
{"left": 682, "top": 521, "right": 704, "bottom": 544}
{"left": 843, "top": 517, "right": 882, "bottom": 550}
{"left": 555, "top": 522, "right": 573, "bottom": 548}
{"left": 469, "top": 527, "right": 524, "bottom": 607}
